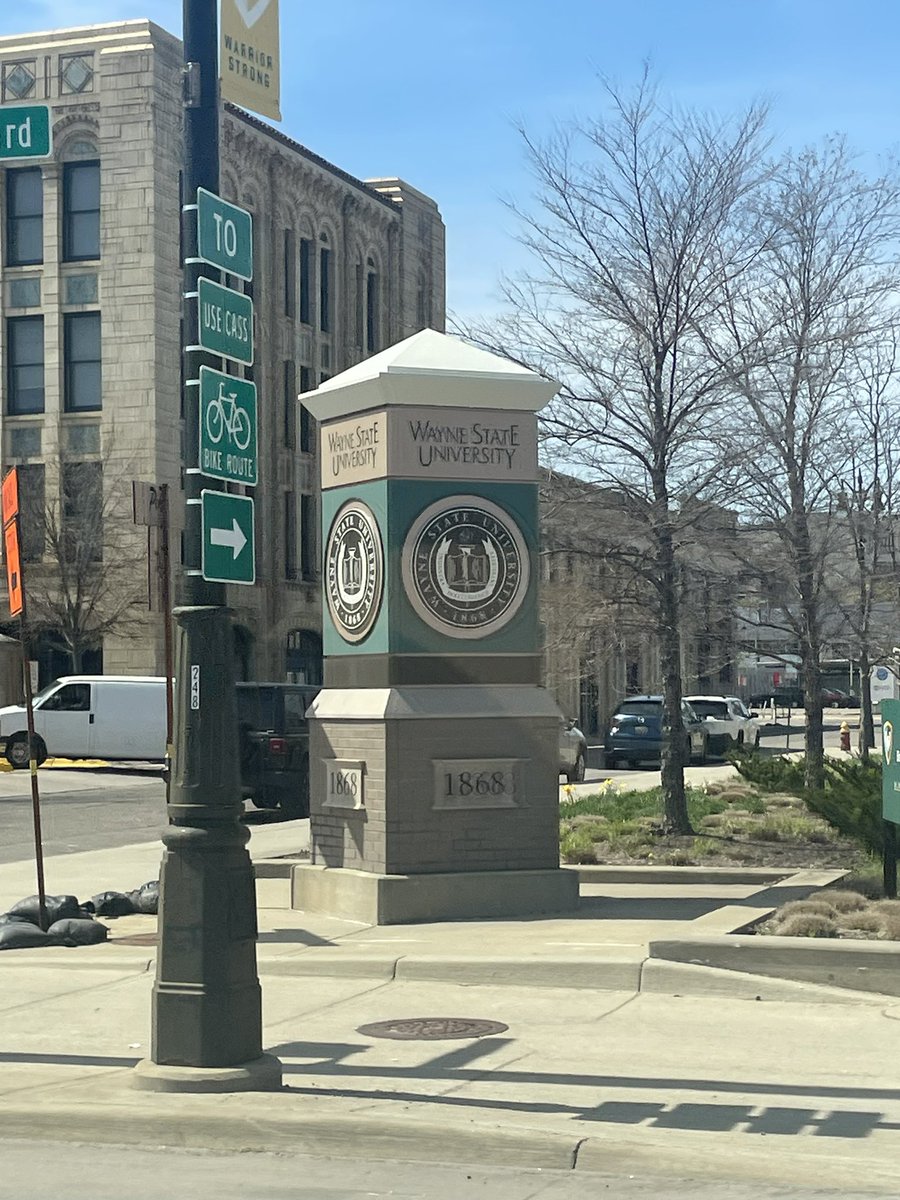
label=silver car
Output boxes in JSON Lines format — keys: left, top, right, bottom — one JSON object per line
{"left": 559, "top": 718, "right": 588, "bottom": 783}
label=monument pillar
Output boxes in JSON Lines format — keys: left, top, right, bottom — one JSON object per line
{"left": 292, "top": 330, "right": 579, "bottom": 924}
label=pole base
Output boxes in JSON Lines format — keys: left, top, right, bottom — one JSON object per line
{"left": 131, "top": 1053, "right": 283, "bottom": 1094}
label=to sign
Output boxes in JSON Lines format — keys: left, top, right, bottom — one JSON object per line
{"left": 201, "top": 489, "right": 255, "bottom": 585}
{"left": 883, "top": 699, "right": 900, "bottom": 824}
{"left": 197, "top": 277, "right": 254, "bottom": 365}
{"left": 196, "top": 188, "right": 253, "bottom": 281}
{"left": 0, "top": 105, "right": 51, "bottom": 161}
{"left": 199, "top": 366, "right": 258, "bottom": 486}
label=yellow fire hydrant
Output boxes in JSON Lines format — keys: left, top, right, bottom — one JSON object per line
{"left": 840, "top": 721, "right": 851, "bottom": 752}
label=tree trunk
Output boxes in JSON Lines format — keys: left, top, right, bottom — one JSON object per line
{"left": 858, "top": 648, "right": 874, "bottom": 757}
{"left": 656, "top": 516, "right": 692, "bottom": 835}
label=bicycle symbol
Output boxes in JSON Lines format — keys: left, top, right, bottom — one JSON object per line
{"left": 206, "top": 382, "right": 251, "bottom": 450}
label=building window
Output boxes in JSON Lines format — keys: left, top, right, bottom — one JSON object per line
{"left": 284, "top": 491, "right": 297, "bottom": 580}
{"left": 319, "top": 244, "right": 331, "bottom": 333}
{"left": 366, "top": 261, "right": 379, "bottom": 353}
{"left": 6, "top": 168, "right": 43, "bottom": 266}
{"left": 6, "top": 315, "right": 44, "bottom": 414}
{"left": 62, "top": 161, "right": 100, "bottom": 261}
{"left": 62, "top": 461, "right": 102, "bottom": 563}
{"left": 18, "top": 462, "right": 44, "bottom": 562}
{"left": 355, "top": 261, "right": 364, "bottom": 348}
{"left": 283, "top": 359, "right": 295, "bottom": 449}
{"left": 285, "top": 629, "right": 323, "bottom": 685}
{"left": 64, "top": 312, "right": 101, "bottom": 412}
{"left": 8, "top": 425, "right": 41, "bottom": 458}
{"left": 299, "top": 366, "right": 312, "bottom": 452}
{"left": 283, "top": 228, "right": 295, "bottom": 318}
{"left": 299, "top": 237, "right": 311, "bottom": 324}
{"left": 300, "top": 494, "right": 316, "bottom": 580}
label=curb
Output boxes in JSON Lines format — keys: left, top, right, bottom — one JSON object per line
{"left": 649, "top": 933, "right": 900, "bottom": 997}
{"left": 571, "top": 865, "right": 789, "bottom": 885}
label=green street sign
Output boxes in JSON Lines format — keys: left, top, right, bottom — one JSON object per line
{"left": 197, "top": 277, "right": 253, "bottom": 365}
{"left": 0, "top": 105, "right": 51, "bottom": 161}
{"left": 198, "top": 367, "right": 258, "bottom": 486}
{"left": 882, "top": 698, "right": 900, "bottom": 823}
{"left": 196, "top": 188, "right": 253, "bottom": 281}
{"left": 201, "top": 490, "right": 255, "bottom": 585}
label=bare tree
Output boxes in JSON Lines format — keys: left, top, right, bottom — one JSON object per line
{"left": 713, "top": 139, "right": 900, "bottom": 788}
{"left": 18, "top": 445, "right": 147, "bottom": 673}
{"left": 466, "top": 76, "right": 768, "bottom": 832}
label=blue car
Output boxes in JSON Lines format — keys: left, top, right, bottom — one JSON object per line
{"left": 603, "top": 695, "right": 708, "bottom": 769}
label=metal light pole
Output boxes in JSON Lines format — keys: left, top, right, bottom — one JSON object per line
{"left": 133, "top": 0, "right": 281, "bottom": 1092}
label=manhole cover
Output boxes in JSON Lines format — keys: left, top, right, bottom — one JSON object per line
{"left": 356, "top": 1017, "right": 508, "bottom": 1041}
{"left": 113, "top": 932, "right": 158, "bottom": 946}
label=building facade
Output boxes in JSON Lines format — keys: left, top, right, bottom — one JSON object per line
{"left": 0, "top": 20, "right": 445, "bottom": 685}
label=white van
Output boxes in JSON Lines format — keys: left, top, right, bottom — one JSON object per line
{"left": 0, "top": 675, "right": 167, "bottom": 767}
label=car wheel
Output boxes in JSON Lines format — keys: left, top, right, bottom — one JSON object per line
{"left": 5, "top": 733, "right": 47, "bottom": 770}
{"left": 566, "top": 752, "right": 586, "bottom": 784}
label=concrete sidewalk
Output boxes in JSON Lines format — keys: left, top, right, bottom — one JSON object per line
{"left": 2, "top": 819, "right": 899, "bottom": 1191}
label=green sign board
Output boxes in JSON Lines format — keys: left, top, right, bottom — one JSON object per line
{"left": 197, "top": 277, "right": 254, "bottom": 365}
{"left": 196, "top": 188, "right": 253, "bottom": 281}
{"left": 201, "top": 489, "right": 255, "bottom": 585}
{"left": 0, "top": 105, "right": 51, "bottom": 161}
{"left": 882, "top": 698, "right": 900, "bottom": 823}
{"left": 198, "top": 366, "right": 258, "bottom": 486}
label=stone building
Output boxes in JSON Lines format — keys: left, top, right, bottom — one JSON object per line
{"left": 0, "top": 19, "right": 445, "bottom": 685}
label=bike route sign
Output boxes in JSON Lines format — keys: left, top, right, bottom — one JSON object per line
{"left": 197, "top": 276, "right": 254, "bottom": 365}
{"left": 198, "top": 366, "right": 258, "bottom": 486}
{"left": 201, "top": 489, "right": 255, "bottom": 585}
{"left": 196, "top": 188, "right": 253, "bottom": 281}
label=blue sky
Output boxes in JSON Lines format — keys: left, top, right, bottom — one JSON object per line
{"left": 3, "top": 1, "right": 900, "bottom": 322}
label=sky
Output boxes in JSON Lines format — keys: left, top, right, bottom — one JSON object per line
{"left": 3, "top": 1, "right": 900, "bottom": 324}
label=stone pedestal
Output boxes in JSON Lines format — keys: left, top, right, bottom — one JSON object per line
{"left": 296, "top": 330, "right": 572, "bottom": 925}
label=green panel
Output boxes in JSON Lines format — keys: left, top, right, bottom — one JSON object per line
{"left": 321, "top": 480, "right": 390, "bottom": 656}
{"left": 197, "top": 278, "right": 254, "bottom": 365}
{"left": 882, "top": 698, "right": 900, "bottom": 823}
{"left": 387, "top": 479, "right": 540, "bottom": 655}
{"left": 201, "top": 489, "right": 255, "bottom": 585}
{"left": 0, "top": 106, "right": 51, "bottom": 160}
{"left": 199, "top": 366, "right": 258, "bottom": 486}
{"left": 197, "top": 188, "right": 253, "bottom": 281}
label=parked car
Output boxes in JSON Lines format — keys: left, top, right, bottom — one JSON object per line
{"left": 236, "top": 682, "right": 319, "bottom": 819}
{"left": 603, "top": 696, "right": 708, "bottom": 769}
{"left": 683, "top": 695, "right": 760, "bottom": 756}
{"left": 559, "top": 718, "right": 588, "bottom": 783}
{"left": 748, "top": 687, "right": 804, "bottom": 709}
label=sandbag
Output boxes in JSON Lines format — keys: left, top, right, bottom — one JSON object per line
{"left": 129, "top": 880, "right": 159, "bottom": 915}
{"left": 0, "top": 923, "right": 52, "bottom": 950}
{"left": 0, "top": 912, "right": 36, "bottom": 927}
{"left": 89, "top": 891, "right": 137, "bottom": 918}
{"left": 47, "top": 918, "right": 109, "bottom": 946}
{"left": 8, "top": 894, "right": 83, "bottom": 925}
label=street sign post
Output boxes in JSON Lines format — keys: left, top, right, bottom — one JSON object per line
{"left": 201, "top": 489, "right": 255, "bottom": 585}
{"left": 197, "top": 188, "right": 253, "bottom": 280}
{"left": 197, "top": 276, "right": 253, "bottom": 365}
{"left": 0, "top": 105, "right": 51, "bottom": 161}
{"left": 199, "top": 366, "right": 258, "bottom": 485}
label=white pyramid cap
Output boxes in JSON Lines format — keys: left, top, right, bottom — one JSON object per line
{"left": 301, "top": 329, "right": 558, "bottom": 420}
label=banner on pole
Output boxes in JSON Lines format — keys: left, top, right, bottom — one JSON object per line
{"left": 220, "top": 0, "right": 282, "bottom": 122}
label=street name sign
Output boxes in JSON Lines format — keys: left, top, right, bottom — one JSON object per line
{"left": 197, "top": 277, "right": 254, "bottom": 365}
{"left": 201, "top": 489, "right": 255, "bottom": 585}
{"left": 0, "top": 105, "right": 51, "bottom": 161}
{"left": 196, "top": 188, "right": 253, "bottom": 281}
{"left": 199, "top": 366, "right": 258, "bottom": 486}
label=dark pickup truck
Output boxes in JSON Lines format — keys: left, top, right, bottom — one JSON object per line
{"left": 236, "top": 683, "right": 319, "bottom": 819}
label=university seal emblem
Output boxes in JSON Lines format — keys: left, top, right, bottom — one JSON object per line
{"left": 325, "top": 500, "right": 384, "bottom": 643}
{"left": 401, "top": 495, "right": 530, "bottom": 639}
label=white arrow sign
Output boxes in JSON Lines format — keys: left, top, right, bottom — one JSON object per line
{"left": 210, "top": 518, "right": 248, "bottom": 559}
